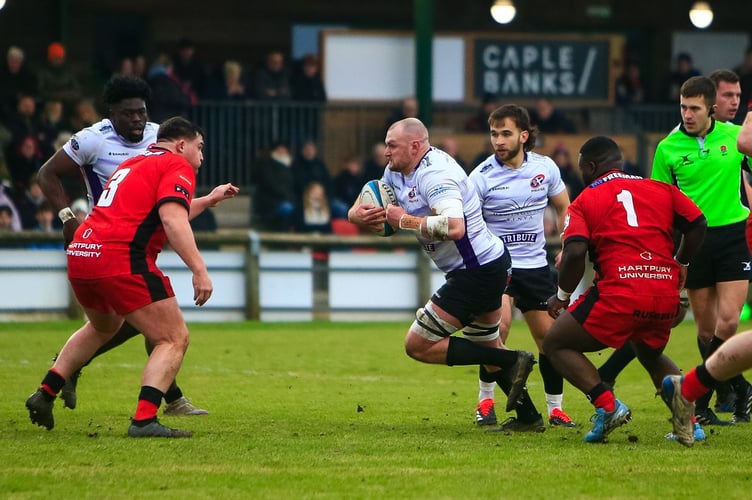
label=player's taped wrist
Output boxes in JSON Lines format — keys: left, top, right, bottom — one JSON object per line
{"left": 399, "top": 214, "right": 421, "bottom": 231}
{"left": 557, "top": 287, "right": 572, "bottom": 301}
{"left": 58, "top": 207, "right": 76, "bottom": 224}
{"left": 424, "top": 215, "right": 449, "bottom": 240}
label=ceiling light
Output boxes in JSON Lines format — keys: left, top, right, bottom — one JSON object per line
{"left": 689, "top": 2, "right": 713, "bottom": 29}
{"left": 490, "top": 0, "right": 516, "bottom": 25}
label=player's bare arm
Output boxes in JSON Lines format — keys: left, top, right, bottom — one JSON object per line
{"left": 385, "top": 204, "right": 466, "bottom": 241}
{"left": 38, "top": 150, "right": 84, "bottom": 246}
{"left": 188, "top": 183, "right": 240, "bottom": 219}
{"left": 547, "top": 240, "right": 587, "bottom": 318}
{"left": 159, "top": 201, "right": 213, "bottom": 306}
{"left": 738, "top": 110, "right": 752, "bottom": 155}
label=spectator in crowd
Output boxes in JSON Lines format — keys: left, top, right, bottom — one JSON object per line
{"left": 464, "top": 95, "right": 498, "bottom": 133}
{"left": 133, "top": 55, "right": 147, "bottom": 80}
{"left": 292, "top": 140, "right": 332, "bottom": 205}
{"left": 32, "top": 202, "right": 55, "bottom": 233}
{"left": 529, "top": 97, "right": 577, "bottom": 134}
{"left": 0, "top": 204, "right": 16, "bottom": 233}
{"left": 297, "top": 180, "right": 332, "bottom": 234}
{"left": 383, "top": 97, "right": 418, "bottom": 135}
{"left": 4, "top": 93, "right": 40, "bottom": 155}
{"left": 172, "top": 38, "right": 207, "bottom": 100}
{"left": 38, "top": 99, "right": 71, "bottom": 158}
{"left": 6, "top": 134, "right": 44, "bottom": 194}
{"left": 290, "top": 54, "right": 326, "bottom": 143}
{"left": 253, "top": 142, "right": 296, "bottom": 231}
{"left": 37, "top": 42, "right": 81, "bottom": 106}
{"left": 147, "top": 54, "right": 193, "bottom": 123}
{"left": 116, "top": 57, "right": 135, "bottom": 78}
{"left": 0, "top": 182, "right": 21, "bottom": 230}
{"left": 332, "top": 154, "right": 366, "bottom": 219}
{"left": 12, "top": 174, "right": 50, "bottom": 230}
{"left": 550, "top": 144, "right": 585, "bottom": 200}
{"left": 362, "top": 142, "right": 389, "bottom": 180}
{"left": 253, "top": 50, "right": 291, "bottom": 101}
{"left": 615, "top": 60, "right": 647, "bottom": 106}
{"left": 68, "top": 99, "right": 101, "bottom": 132}
{"left": 291, "top": 54, "right": 326, "bottom": 102}
{"left": 207, "top": 60, "right": 248, "bottom": 101}
{"left": 439, "top": 135, "right": 468, "bottom": 173}
{"left": 734, "top": 46, "right": 752, "bottom": 79}
{"left": 0, "top": 46, "right": 37, "bottom": 122}
{"left": 665, "top": 52, "right": 701, "bottom": 103}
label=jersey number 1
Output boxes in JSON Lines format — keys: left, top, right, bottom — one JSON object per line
{"left": 98, "top": 168, "right": 131, "bottom": 207}
{"left": 616, "top": 189, "right": 638, "bottom": 227}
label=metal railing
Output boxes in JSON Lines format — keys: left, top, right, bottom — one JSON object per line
{"left": 189, "top": 100, "right": 680, "bottom": 192}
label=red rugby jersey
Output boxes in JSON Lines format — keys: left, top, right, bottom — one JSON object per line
{"left": 67, "top": 146, "right": 195, "bottom": 279}
{"left": 563, "top": 170, "right": 703, "bottom": 295}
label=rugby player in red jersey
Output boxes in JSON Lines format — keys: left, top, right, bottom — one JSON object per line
{"left": 27, "top": 117, "right": 215, "bottom": 437}
{"left": 543, "top": 136, "right": 707, "bottom": 446}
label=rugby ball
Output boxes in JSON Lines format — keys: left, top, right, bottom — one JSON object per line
{"left": 359, "top": 179, "right": 397, "bottom": 236}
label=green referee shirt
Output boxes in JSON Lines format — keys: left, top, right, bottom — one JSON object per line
{"left": 652, "top": 119, "right": 749, "bottom": 228}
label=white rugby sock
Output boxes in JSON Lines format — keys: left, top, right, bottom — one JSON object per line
{"left": 546, "top": 393, "right": 563, "bottom": 415}
{"left": 479, "top": 380, "right": 495, "bottom": 402}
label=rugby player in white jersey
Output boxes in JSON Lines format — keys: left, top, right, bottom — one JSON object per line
{"left": 469, "top": 104, "right": 575, "bottom": 430}
{"left": 348, "top": 117, "right": 537, "bottom": 425}
{"left": 37, "top": 76, "right": 239, "bottom": 415}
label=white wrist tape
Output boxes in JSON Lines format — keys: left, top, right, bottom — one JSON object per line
{"left": 58, "top": 207, "right": 76, "bottom": 223}
{"left": 556, "top": 287, "right": 572, "bottom": 301}
{"left": 424, "top": 215, "right": 449, "bottom": 240}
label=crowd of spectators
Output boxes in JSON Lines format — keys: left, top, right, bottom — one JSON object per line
{"left": 3, "top": 39, "right": 752, "bottom": 240}
{"left": 0, "top": 38, "right": 330, "bottom": 236}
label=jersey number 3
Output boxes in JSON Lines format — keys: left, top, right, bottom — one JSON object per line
{"left": 616, "top": 189, "right": 638, "bottom": 227}
{"left": 98, "top": 168, "right": 131, "bottom": 208}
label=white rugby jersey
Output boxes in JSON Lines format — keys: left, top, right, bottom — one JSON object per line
{"left": 62, "top": 119, "right": 159, "bottom": 206}
{"left": 469, "top": 151, "right": 566, "bottom": 269}
{"left": 383, "top": 147, "right": 505, "bottom": 273}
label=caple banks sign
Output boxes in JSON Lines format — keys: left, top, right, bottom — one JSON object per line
{"left": 474, "top": 38, "right": 612, "bottom": 100}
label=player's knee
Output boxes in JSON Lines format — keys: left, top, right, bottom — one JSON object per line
{"left": 410, "top": 303, "right": 458, "bottom": 342}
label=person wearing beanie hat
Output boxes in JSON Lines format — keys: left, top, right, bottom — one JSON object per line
{"left": 37, "top": 41, "right": 80, "bottom": 104}
{"left": 47, "top": 42, "right": 65, "bottom": 63}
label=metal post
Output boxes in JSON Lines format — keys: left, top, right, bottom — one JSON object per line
{"left": 246, "top": 231, "right": 261, "bottom": 320}
{"left": 414, "top": 0, "right": 433, "bottom": 128}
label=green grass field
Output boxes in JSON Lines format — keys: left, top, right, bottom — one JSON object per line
{"left": 2, "top": 319, "right": 752, "bottom": 499}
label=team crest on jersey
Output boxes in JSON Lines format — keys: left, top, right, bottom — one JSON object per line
{"left": 70, "top": 137, "right": 79, "bottom": 151}
{"left": 407, "top": 185, "right": 418, "bottom": 199}
{"left": 175, "top": 184, "right": 190, "bottom": 198}
{"left": 530, "top": 174, "right": 545, "bottom": 188}
{"left": 720, "top": 145, "right": 728, "bottom": 156}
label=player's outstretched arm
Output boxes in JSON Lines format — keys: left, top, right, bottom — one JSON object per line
{"left": 160, "top": 201, "right": 213, "bottom": 306}
{"left": 189, "top": 183, "right": 240, "bottom": 220}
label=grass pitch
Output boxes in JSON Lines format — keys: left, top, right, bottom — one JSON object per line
{"left": 2, "top": 320, "right": 752, "bottom": 499}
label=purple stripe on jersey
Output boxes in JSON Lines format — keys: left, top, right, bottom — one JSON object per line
{"left": 455, "top": 216, "right": 480, "bottom": 268}
{"left": 83, "top": 165, "right": 104, "bottom": 203}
